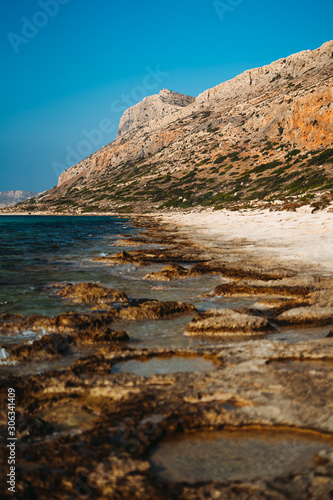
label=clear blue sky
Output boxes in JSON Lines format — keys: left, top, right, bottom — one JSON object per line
{"left": 0, "top": 0, "right": 332, "bottom": 192}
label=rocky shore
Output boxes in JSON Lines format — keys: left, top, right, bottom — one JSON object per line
{"left": 1, "top": 214, "right": 333, "bottom": 499}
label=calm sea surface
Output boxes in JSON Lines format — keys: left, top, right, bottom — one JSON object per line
{"left": 0, "top": 215, "right": 329, "bottom": 355}
{"left": 0, "top": 216, "right": 135, "bottom": 316}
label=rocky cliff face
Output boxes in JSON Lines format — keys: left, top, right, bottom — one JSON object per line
{"left": 0, "top": 191, "right": 37, "bottom": 208}
{"left": 12, "top": 40, "right": 333, "bottom": 214}
{"left": 117, "top": 89, "right": 195, "bottom": 138}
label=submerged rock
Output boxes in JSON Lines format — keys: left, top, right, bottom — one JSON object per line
{"left": 57, "top": 282, "right": 128, "bottom": 305}
{"left": 143, "top": 264, "right": 189, "bottom": 281}
{"left": 8, "top": 332, "right": 75, "bottom": 362}
{"left": 94, "top": 250, "right": 141, "bottom": 265}
{"left": 185, "top": 308, "right": 272, "bottom": 336}
{"left": 5, "top": 328, "right": 128, "bottom": 363}
{"left": 0, "top": 311, "right": 116, "bottom": 335}
{"left": 0, "top": 299, "right": 196, "bottom": 341}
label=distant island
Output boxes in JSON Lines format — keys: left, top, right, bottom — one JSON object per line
{"left": 0, "top": 190, "right": 38, "bottom": 208}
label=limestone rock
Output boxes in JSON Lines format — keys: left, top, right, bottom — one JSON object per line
{"left": 57, "top": 282, "right": 128, "bottom": 305}
{"left": 55, "top": 40, "right": 333, "bottom": 189}
{"left": 117, "top": 89, "right": 195, "bottom": 138}
{"left": 185, "top": 308, "right": 272, "bottom": 336}
{"left": 211, "top": 282, "right": 311, "bottom": 298}
{"left": 117, "top": 300, "right": 196, "bottom": 321}
{"left": 11, "top": 40, "right": 333, "bottom": 214}
{"left": 143, "top": 264, "right": 189, "bottom": 281}
{"left": 277, "top": 306, "right": 333, "bottom": 327}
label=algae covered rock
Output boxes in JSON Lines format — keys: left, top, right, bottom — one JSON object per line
{"left": 143, "top": 264, "right": 189, "bottom": 281}
{"left": 57, "top": 282, "right": 128, "bottom": 305}
{"left": 212, "top": 282, "right": 311, "bottom": 298}
{"left": 117, "top": 300, "right": 196, "bottom": 321}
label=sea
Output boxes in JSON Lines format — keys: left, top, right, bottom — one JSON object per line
{"left": 0, "top": 215, "right": 329, "bottom": 361}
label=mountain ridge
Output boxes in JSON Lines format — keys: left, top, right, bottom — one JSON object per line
{"left": 7, "top": 40, "right": 333, "bottom": 214}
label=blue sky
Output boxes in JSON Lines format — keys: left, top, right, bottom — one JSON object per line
{"left": 0, "top": 0, "right": 332, "bottom": 192}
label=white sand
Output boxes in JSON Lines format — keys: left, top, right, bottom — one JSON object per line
{"left": 157, "top": 209, "right": 333, "bottom": 275}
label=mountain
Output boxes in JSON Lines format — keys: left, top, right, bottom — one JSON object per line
{"left": 0, "top": 191, "right": 38, "bottom": 208}
{"left": 9, "top": 41, "right": 333, "bottom": 214}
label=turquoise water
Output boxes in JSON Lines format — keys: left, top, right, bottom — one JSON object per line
{"left": 0, "top": 215, "right": 136, "bottom": 316}
{"left": 0, "top": 216, "right": 329, "bottom": 356}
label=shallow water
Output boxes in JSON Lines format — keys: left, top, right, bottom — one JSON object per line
{"left": 150, "top": 429, "right": 333, "bottom": 484}
{"left": 0, "top": 215, "right": 329, "bottom": 373}
{"left": 268, "top": 325, "right": 331, "bottom": 343}
{"left": 111, "top": 355, "right": 216, "bottom": 376}
{"left": 0, "top": 215, "right": 136, "bottom": 316}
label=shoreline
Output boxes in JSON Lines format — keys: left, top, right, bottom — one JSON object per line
{"left": 1, "top": 211, "right": 333, "bottom": 499}
{"left": 2, "top": 206, "right": 332, "bottom": 274}
{"left": 2, "top": 206, "right": 333, "bottom": 271}
{"left": 151, "top": 208, "right": 333, "bottom": 276}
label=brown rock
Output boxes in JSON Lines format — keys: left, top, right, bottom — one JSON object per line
{"left": 78, "top": 327, "right": 129, "bottom": 344}
{"left": 0, "top": 311, "right": 116, "bottom": 336}
{"left": 212, "top": 282, "right": 311, "bottom": 298}
{"left": 93, "top": 250, "right": 141, "bottom": 265}
{"left": 117, "top": 300, "right": 196, "bottom": 321}
{"left": 252, "top": 297, "right": 311, "bottom": 316}
{"left": 143, "top": 264, "right": 189, "bottom": 281}
{"left": 277, "top": 306, "right": 333, "bottom": 327}
{"left": 57, "top": 282, "right": 128, "bottom": 305}
{"left": 8, "top": 333, "right": 75, "bottom": 362}
{"left": 185, "top": 308, "right": 272, "bottom": 337}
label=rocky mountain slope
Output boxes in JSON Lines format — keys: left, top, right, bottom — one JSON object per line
{"left": 9, "top": 40, "right": 333, "bottom": 214}
{"left": 0, "top": 191, "right": 38, "bottom": 208}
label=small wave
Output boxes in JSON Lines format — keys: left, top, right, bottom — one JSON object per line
{"left": 0, "top": 348, "right": 10, "bottom": 363}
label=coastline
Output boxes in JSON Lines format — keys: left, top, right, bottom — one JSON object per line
{"left": 2, "top": 206, "right": 332, "bottom": 274}
{"left": 152, "top": 208, "right": 333, "bottom": 276}
{"left": 1, "top": 210, "right": 333, "bottom": 499}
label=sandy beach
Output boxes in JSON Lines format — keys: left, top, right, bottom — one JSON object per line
{"left": 156, "top": 208, "right": 333, "bottom": 276}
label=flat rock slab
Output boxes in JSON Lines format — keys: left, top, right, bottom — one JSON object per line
{"left": 185, "top": 308, "right": 272, "bottom": 336}
{"left": 212, "top": 282, "right": 312, "bottom": 298}
{"left": 277, "top": 306, "right": 333, "bottom": 327}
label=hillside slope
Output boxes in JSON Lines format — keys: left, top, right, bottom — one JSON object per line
{"left": 10, "top": 40, "right": 333, "bottom": 214}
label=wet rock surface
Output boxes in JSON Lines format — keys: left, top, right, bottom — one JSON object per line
{"left": 57, "top": 282, "right": 129, "bottom": 305}
{"left": 1, "top": 338, "right": 333, "bottom": 499}
{"left": 276, "top": 305, "right": 333, "bottom": 327}
{"left": 1, "top": 217, "right": 333, "bottom": 499}
{"left": 116, "top": 300, "right": 196, "bottom": 321}
{"left": 185, "top": 308, "right": 273, "bottom": 336}
{"left": 211, "top": 281, "right": 312, "bottom": 298}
